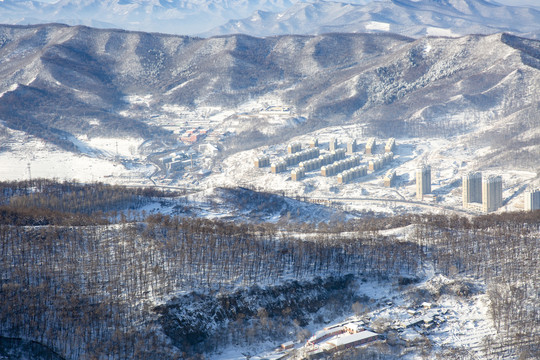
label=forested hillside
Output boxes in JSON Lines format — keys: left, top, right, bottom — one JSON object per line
{"left": 0, "top": 180, "right": 538, "bottom": 359}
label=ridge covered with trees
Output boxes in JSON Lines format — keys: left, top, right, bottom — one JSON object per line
{"left": 0, "top": 180, "right": 538, "bottom": 359}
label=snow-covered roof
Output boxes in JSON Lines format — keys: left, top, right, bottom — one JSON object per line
{"left": 328, "top": 330, "right": 378, "bottom": 347}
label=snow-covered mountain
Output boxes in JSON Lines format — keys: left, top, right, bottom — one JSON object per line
{"left": 1, "top": 23, "right": 539, "bottom": 168}
{"left": 205, "top": 0, "right": 540, "bottom": 38}
{"left": 1, "top": 0, "right": 539, "bottom": 38}
{"left": 0, "top": 0, "right": 300, "bottom": 35}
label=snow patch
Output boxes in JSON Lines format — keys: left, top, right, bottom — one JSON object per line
{"left": 426, "top": 27, "right": 458, "bottom": 37}
{"left": 0, "top": 83, "right": 19, "bottom": 99}
{"left": 365, "top": 21, "right": 390, "bottom": 31}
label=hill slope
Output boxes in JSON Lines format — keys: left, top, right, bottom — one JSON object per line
{"left": 0, "top": 24, "right": 539, "bottom": 161}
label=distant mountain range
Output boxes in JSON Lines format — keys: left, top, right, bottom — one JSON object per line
{"left": 205, "top": 0, "right": 540, "bottom": 38}
{"left": 1, "top": 23, "right": 539, "bottom": 169}
{"left": 0, "top": 0, "right": 539, "bottom": 39}
{"left": 0, "top": 0, "right": 300, "bottom": 35}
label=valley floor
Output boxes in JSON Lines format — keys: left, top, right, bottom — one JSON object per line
{"left": 1, "top": 116, "right": 536, "bottom": 220}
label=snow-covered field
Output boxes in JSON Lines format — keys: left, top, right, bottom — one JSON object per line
{"left": 0, "top": 126, "right": 154, "bottom": 185}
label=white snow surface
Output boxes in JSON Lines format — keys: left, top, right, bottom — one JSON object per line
{"left": 0, "top": 127, "right": 154, "bottom": 184}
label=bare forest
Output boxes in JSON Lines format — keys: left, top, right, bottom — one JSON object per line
{"left": 0, "top": 180, "right": 538, "bottom": 359}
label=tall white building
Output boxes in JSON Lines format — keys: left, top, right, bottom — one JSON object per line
{"left": 482, "top": 175, "right": 503, "bottom": 213}
{"left": 462, "top": 172, "right": 482, "bottom": 207}
{"left": 416, "top": 165, "right": 431, "bottom": 200}
{"left": 524, "top": 189, "right": 540, "bottom": 211}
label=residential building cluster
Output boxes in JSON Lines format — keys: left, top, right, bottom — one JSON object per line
{"left": 271, "top": 147, "right": 320, "bottom": 173}
{"left": 413, "top": 166, "right": 538, "bottom": 213}
{"left": 462, "top": 172, "right": 503, "bottom": 212}
{"left": 337, "top": 165, "right": 368, "bottom": 184}
{"left": 282, "top": 148, "right": 320, "bottom": 166}
{"left": 321, "top": 155, "right": 361, "bottom": 177}
{"left": 254, "top": 137, "right": 534, "bottom": 214}
{"left": 257, "top": 137, "right": 397, "bottom": 185}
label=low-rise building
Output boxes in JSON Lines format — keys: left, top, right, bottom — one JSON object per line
{"left": 254, "top": 155, "right": 270, "bottom": 168}
{"left": 385, "top": 138, "right": 395, "bottom": 153}
{"left": 167, "top": 161, "right": 184, "bottom": 171}
{"left": 287, "top": 143, "right": 302, "bottom": 154}
{"left": 326, "top": 331, "right": 379, "bottom": 352}
{"left": 369, "top": 158, "right": 383, "bottom": 171}
{"left": 271, "top": 161, "right": 287, "bottom": 174}
{"left": 299, "top": 158, "right": 323, "bottom": 172}
{"left": 383, "top": 170, "right": 396, "bottom": 187}
{"left": 382, "top": 152, "right": 393, "bottom": 164}
{"left": 306, "top": 327, "right": 345, "bottom": 346}
{"left": 365, "top": 138, "right": 376, "bottom": 155}
{"left": 281, "top": 341, "right": 294, "bottom": 350}
{"left": 291, "top": 168, "right": 306, "bottom": 181}
{"left": 344, "top": 323, "right": 364, "bottom": 334}
{"left": 337, "top": 164, "right": 367, "bottom": 184}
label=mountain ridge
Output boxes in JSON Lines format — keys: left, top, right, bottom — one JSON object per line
{"left": 0, "top": 24, "right": 539, "bottom": 168}
{"left": 0, "top": 0, "right": 300, "bottom": 35}
{"left": 205, "top": 0, "right": 540, "bottom": 38}
{"left": 1, "top": 0, "right": 539, "bottom": 38}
